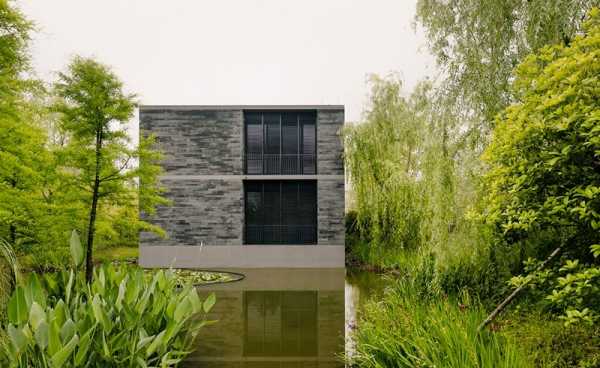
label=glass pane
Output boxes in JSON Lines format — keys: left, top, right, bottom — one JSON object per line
{"left": 264, "top": 112, "right": 280, "bottom": 174}
{"left": 281, "top": 113, "right": 299, "bottom": 174}
{"left": 300, "top": 112, "right": 316, "bottom": 174}
{"left": 245, "top": 112, "right": 263, "bottom": 174}
{"left": 263, "top": 182, "right": 281, "bottom": 243}
{"left": 244, "top": 182, "right": 263, "bottom": 244}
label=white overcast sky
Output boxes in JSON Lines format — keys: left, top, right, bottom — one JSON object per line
{"left": 20, "top": 0, "right": 435, "bottom": 126}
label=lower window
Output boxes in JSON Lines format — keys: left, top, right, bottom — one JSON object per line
{"left": 244, "top": 181, "right": 317, "bottom": 244}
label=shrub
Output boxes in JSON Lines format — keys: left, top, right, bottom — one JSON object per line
{"left": 502, "top": 311, "right": 600, "bottom": 368}
{"left": 0, "top": 231, "right": 215, "bottom": 367}
{"left": 350, "top": 280, "right": 530, "bottom": 368}
{"left": 482, "top": 8, "right": 600, "bottom": 324}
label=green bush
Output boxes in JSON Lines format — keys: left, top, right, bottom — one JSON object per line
{"left": 0, "top": 231, "right": 215, "bottom": 367}
{"left": 482, "top": 8, "right": 600, "bottom": 325}
{"left": 350, "top": 280, "right": 530, "bottom": 368}
{"left": 503, "top": 311, "right": 600, "bottom": 368}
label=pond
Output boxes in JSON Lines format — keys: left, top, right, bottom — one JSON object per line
{"left": 184, "top": 268, "right": 391, "bottom": 368}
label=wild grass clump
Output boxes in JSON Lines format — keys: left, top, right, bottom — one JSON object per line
{"left": 350, "top": 280, "right": 530, "bottom": 368}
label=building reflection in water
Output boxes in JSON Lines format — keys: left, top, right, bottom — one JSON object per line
{"left": 185, "top": 268, "right": 345, "bottom": 368}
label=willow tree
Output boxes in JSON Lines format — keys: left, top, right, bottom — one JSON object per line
{"left": 54, "top": 57, "right": 167, "bottom": 282}
{"left": 345, "top": 75, "right": 430, "bottom": 254}
{"left": 416, "top": 0, "right": 599, "bottom": 136}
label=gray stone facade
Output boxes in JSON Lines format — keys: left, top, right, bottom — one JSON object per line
{"left": 140, "top": 109, "right": 243, "bottom": 175}
{"left": 140, "top": 178, "right": 243, "bottom": 246}
{"left": 318, "top": 179, "right": 345, "bottom": 245}
{"left": 139, "top": 105, "right": 345, "bottom": 268}
{"left": 317, "top": 109, "right": 345, "bottom": 175}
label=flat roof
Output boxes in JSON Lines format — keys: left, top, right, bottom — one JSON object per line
{"left": 139, "top": 105, "right": 344, "bottom": 111}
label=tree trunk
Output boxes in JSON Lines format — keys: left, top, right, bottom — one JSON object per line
{"left": 9, "top": 224, "right": 16, "bottom": 245}
{"left": 477, "top": 246, "right": 562, "bottom": 331}
{"left": 85, "top": 129, "right": 103, "bottom": 283}
{"left": 9, "top": 178, "right": 16, "bottom": 245}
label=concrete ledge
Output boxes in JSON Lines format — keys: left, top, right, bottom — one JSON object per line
{"left": 192, "top": 268, "right": 346, "bottom": 290}
{"left": 140, "top": 105, "right": 344, "bottom": 111}
{"left": 160, "top": 174, "right": 345, "bottom": 181}
{"left": 139, "top": 245, "right": 345, "bottom": 268}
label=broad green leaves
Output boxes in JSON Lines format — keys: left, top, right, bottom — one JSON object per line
{"left": 484, "top": 8, "right": 600, "bottom": 326}
{"left": 69, "top": 230, "right": 83, "bottom": 268}
{"left": 8, "top": 287, "right": 27, "bottom": 325}
{"left": 1, "top": 263, "right": 216, "bottom": 367}
{"left": 203, "top": 292, "right": 216, "bottom": 313}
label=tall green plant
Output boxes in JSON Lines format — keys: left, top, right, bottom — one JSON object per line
{"left": 0, "top": 238, "right": 20, "bottom": 324}
{"left": 344, "top": 76, "right": 428, "bottom": 257}
{"left": 1, "top": 231, "right": 215, "bottom": 367}
{"left": 482, "top": 8, "right": 600, "bottom": 325}
{"left": 345, "top": 76, "right": 490, "bottom": 276}
{"left": 53, "top": 57, "right": 168, "bottom": 282}
{"left": 416, "top": 0, "right": 599, "bottom": 134}
{"left": 350, "top": 280, "right": 530, "bottom": 368}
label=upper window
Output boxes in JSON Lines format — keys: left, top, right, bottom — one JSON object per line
{"left": 244, "top": 111, "right": 316, "bottom": 175}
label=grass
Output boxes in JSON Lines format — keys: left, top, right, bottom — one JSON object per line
{"left": 350, "top": 279, "right": 531, "bottom": 368}
{"left": 501, "top": 311, "right": 600, "bottom": 367}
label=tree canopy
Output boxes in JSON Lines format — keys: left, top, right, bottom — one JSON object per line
{"left": 416, "top": 0, "right": 600, "bottom": 134}
{"left": 483, "top": 8, "right": 600, "bottom": 325}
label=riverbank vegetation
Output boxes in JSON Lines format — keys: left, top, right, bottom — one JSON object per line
{"left": 0, "top": 232, "right": 216, "bottom": 367}
{"left": 0, "top": 1, "right": 218, "bottom": 365}
{"left": 0, "top": 1, "right": 166, "bottom": 275}
{"left": 346, "top": 4, "right": 600, "bottom": 367}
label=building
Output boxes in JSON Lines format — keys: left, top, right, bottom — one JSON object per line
{"left": 138, "top": 105, "right": 345, "bottom": 268}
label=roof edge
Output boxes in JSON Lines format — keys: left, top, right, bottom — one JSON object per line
{"left": 139, "top": 105, "right": 344, "bottom": 111}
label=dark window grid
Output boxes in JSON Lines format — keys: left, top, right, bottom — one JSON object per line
{"left": 244, "top": 111, "right": 316, "bottom": 175}
{"left": 244, "top": 181, "right": 317, "bottom": 245}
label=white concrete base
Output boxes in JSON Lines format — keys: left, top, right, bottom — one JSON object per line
{"left": 139, "top": 245, "right": 345, "bottom": 268}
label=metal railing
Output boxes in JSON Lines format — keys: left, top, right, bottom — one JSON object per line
{"left": 244, "top": 225, "right": 317, "bottom": 245}
{"left": 244, "top": 153, "right": 316, "bottom": 175}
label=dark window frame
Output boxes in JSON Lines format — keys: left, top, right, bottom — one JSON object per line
{"left": 244, "top": 110, "right": 317, "bottom": 175}
{"left": 243, "top": 180, "right": 318, "bottom": 245}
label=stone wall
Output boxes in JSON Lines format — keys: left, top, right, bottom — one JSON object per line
{"left": 318, "top": 179, "right": 345, "bottom": 245}
{"left": 317, "top": 109, "right": 344, "bottom": 175}
{"left": 140, "top": 108, "right": 243, "bottom": 175}
{"left": 140, "top": 178, "right": 243, "bottom": 246}
{"left": 140, "top": 106, "right": 345, "bottom": 258}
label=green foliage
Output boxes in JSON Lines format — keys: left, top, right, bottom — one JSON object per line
{"left": 52, "top": 56, "right": 168, "bottom": 280}
{"left": 344, "top": 75, "right": 427, "bottom": 252}
{"left": 502, "top": 311, "right": 600, "bottom": 367}
{"left": 350, "top": 280, "right": 530, "bottom": 368}
{"left": 0, "top": 0, "right": 53, "bottom": 253}
{"left": 0, "top": 239, "right": 20, "bottom": 322}
{"left": 0, "top": 235, "right": 215, "bottom": 367}
{"left": 483, "top": 8, "right": 600, "bottom": 325}
{"left": 0, "top": 1, "right": 167, "bottom": 271}
{"left": 416, "top": 0, "right": 599, "bottom": 132}
{"left": 344, "top": 75, "right": 504, "bottom": 298}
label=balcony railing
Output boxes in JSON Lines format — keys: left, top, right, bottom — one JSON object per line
{"left": 244, "top": 225, "right": 317, "bottom": 245}
{"left": 244, "top": 153, "right": 316, "bottom": 175}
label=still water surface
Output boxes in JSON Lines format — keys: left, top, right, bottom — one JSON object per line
{"left": 185, "top": 268, "right": 389, "bottom": 368}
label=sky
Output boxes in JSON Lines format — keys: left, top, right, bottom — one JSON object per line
{"left": 20, "top": 0, "right": 435, "bottom": 127}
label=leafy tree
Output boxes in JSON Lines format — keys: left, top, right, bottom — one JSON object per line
{"left": 54, "top": 57, "right": 167, "bottom": 282}
{"left": 482, "top": 8, "right": 600, "bottom": 325}
{"left": 416, "top": 0, "right": 600, "bottom": 135}
{"left": 0, "top": 0, "right": 50, "bottom": 250}
{"left": 344, "top": 75, "right": 428, "bottom": 254}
